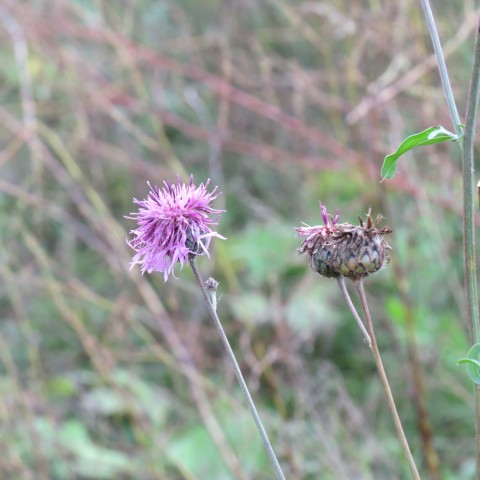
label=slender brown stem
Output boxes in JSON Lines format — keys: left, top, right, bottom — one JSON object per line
{"left": 356, "top": 281, "right": 421, "bottom": 480}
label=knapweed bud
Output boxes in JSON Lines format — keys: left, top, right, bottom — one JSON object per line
{"left": 296, "top": 204, "right": 392, "bottom": 281}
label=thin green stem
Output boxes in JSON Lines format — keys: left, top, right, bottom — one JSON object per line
{"left": 419, "top": 0, "right": 480, "bottom": 326}
{"left": 356, "top": 281, "right": 421, "bottom": 480}
{"left": 464, "top": 15, "right": 480, "bottom": 480}
{"left": 464, "top": 14, "right": 480, "bottom": 344}
{"left": 419, "top": 0, "right": 462, "bottom": 135}
{"left": 189, "top": 257, "right": 286, "bottom": 480}
{"left": 419, "top": 0, "right": 480, "bottom": 339}
{"left": 420, "top": 5, "right": 480, "bottom": 478}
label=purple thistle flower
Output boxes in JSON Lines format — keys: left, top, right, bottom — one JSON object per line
{"left": 295, "top": 203, "right": 339, "bottom": 242}
{"left": 127, "top": 175, "right": 225, "bottom": 281}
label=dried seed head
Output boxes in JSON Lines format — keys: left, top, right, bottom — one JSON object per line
{"left": 296, "top": 205, "right": 392, "bottom": 281}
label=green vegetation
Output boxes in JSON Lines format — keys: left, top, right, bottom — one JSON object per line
{"left": 0, "top": 0, "right": 477, "bottom": 478}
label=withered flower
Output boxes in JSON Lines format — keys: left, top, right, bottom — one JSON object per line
{"left": 296, "top": 204, "right": 392, "bottom": 281}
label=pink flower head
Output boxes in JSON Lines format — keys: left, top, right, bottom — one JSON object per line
{"left": 127, "top": 175, "right": 225, "bottom": 281}
{"left": 295, "top": 203, "right": 339, "bottom": 245}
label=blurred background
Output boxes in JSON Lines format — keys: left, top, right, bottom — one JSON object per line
{"left": 0, "top": 0, "right": 477, "bottom": 478}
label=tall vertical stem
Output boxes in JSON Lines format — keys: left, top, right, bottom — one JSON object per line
{"left": 420, "top": 3, "right": 480, "bottom": 477}
{"left": 463, "top": 15, "right": 480, "bottom": 480}
{"left": 336, "top": 277, "right": 371, "bottom": 346}
{"left": 463, "top": 14, "right": 480, "bottom": 345}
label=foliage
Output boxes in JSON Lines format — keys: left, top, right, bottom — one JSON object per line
{"left": 0, "top": 0, "right": 477, "bottom": 478}
{"left": 381, "top": 126, "right": 461, "bottom": 180}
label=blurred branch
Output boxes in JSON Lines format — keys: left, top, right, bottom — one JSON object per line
{"left": 25, "top": 13, "right": 362, "bottom": 163}
{"left": 0, "top": 3, "right": 41, "bottom": 160}
{"left": 347, "top": 10, "right": 477, "bottom": 124}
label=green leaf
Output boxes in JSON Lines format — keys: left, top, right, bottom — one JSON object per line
{"left": 381, "top": 125, "right": 461, "bottom": 180}
{"left": 458, "top": 358, "right": 480, "bottom": 369}
{"left": 458, "top": 343, "right": 480, "bottom": 384}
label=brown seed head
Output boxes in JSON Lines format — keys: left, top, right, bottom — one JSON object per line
{"left": 296, "top": 205, "right": 392, "bottom": 281}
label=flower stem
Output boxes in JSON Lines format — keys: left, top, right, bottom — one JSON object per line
{"left": 336, "top": 277, "right": 371, "bottom": 346}
{"left": 189, "top": 257, "right": 286, "bottom": 480}
{"left": 356, "top": 281, "right": 421, "bottom": 480}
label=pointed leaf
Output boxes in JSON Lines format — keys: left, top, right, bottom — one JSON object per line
{"left": 458, "top": 343, "right": 480, "bottom": 384}
{"left": 458, "top": 358, "right": 480, "bottom": 369}
{"left": 381, "top": 126, "right": 461, "bottom": 180}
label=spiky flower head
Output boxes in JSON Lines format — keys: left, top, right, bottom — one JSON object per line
{"left": 127, "top": 175, "right": 225, "bottom": 281}
{"left": 296, "top": 204, "right": 392, "bottom": 281}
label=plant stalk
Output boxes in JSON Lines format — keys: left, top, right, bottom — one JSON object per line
{"left": 464, "top": 15, "right": 480, "bottom": 480}
{"left": 420, "top": 4, "right": 480, "bottom": 477}
{"left": 356, "top": 281, "right": 421, "bottom": 480}
{"left": 189, "top": 256, "right": 286, "bottom": 480}
{"left": 463, "top": 13, "right": 480, "bottom": 345}
{"left": 419, "top": 2, "right": 480, "bottom": 338}
{"left": 336, "top": 277, "right": 371, "bottom": 346}
{"left": 419, "top": 0, "right": 462, "bottom": 136}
